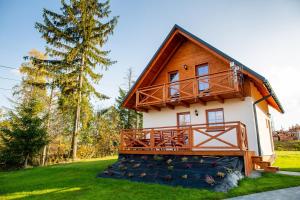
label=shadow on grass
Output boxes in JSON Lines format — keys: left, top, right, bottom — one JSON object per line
{"left": 1, "top": 157, "right": 300, "bottom": 200}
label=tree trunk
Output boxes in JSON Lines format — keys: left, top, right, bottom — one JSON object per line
{"left": 41, "top": 83, "right": 54, "bottom": 166}
{"left": 71, "top": 58, "right": 84, "bottom": 160}
{"left": 24, "top": 154, "right": 29, "bottom": 168}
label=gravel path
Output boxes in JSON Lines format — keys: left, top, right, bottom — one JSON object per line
{"left": 226, "top": 186, "right": 300, "bottom": 200}
{"left": 227, "top": 171, "right": 300, "bottom": 200}
{"left": 276, "top": 171, "right": 300, "bottom": 176}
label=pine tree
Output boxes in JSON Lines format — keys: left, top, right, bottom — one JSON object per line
{"left": 35, "top": 0, "right": 118, "bottom": 159}
{"left": 0, "top": 98, "right": 48, "bottom": 169}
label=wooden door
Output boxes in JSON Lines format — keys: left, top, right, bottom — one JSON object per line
{"left": 177, "top": 112, "right": 191, "bottom": 145}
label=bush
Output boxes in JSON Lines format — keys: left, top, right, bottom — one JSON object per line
{"left": 275, "top": 140, "right": 300, "bottom": 151}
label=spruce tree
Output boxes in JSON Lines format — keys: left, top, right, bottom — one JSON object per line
{"left": 18, "top": 49, "right": 56, "bottom": 166}
{"left": 0, "top": 98, "right": 48, "bottom": 169}
{"left": 35, "top": 0, "right": 118, "bottom": 159}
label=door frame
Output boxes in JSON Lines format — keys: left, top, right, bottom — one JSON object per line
{"left": 176, "top": 111, "right": 191, "bottom": 127}
{"left": 195, "top": 63, "right": 210, "bottom": 93}
{"left": 168, "top": 70, "right": 180, "bottom": 98}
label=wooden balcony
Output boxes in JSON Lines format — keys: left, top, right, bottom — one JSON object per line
{"left": 120, "top": 121, "right": 248, "bottom": 156}
{"left": 136, "top": 69, "right": 244, "bottom": 110}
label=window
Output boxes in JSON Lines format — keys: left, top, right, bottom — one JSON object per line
{"left": 169, "top": 71, "right": 179, "bottom": 98}
{"left": 196, "top": 64, "right": 209, "bottom": 92}
{"left": 177, "top": 112, "right": 191, "bottom": 126}
{"left": 177, "top": 112, "right": 191, "bottom": 144}
{"left": 206, "top": 108, "right": 224, "bottom": 129}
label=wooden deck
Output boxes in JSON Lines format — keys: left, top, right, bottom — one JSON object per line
{"left": 135, "top": 69, "right": 244, "bottom": 110}
{"left": 119, "top": 122, "right": 257, "bottom": 176}
{"left": 119, "top": 121, "right": 248, "bottom": 155}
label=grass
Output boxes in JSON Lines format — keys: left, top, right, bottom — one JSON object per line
{"left": 0, "top": 152, "right": 300, "bottom": 200}
{"left": 274, "top": 151, "right": 300, "bottom": 172}
{"left": 0, "top": 154, "right": 300, "bottom": 200}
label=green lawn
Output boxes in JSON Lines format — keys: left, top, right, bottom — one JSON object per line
{"left": 1, "top": 154, "right": 300, "bottom": 200}
{"left": 274, "top": 151, "right": 300, "bottom": 172}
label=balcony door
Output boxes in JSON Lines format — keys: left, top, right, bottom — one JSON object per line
{"left": 169, "top": 71, "right": 179, "bottom": 98}
{"left": 177, "top": 112, "right": 191, "bottom": 145}
{"left": 177, "top": 112, "right": 191, "bottom": 127}
{"left": 196, "top": 64, "right": 209, "bottom": 92}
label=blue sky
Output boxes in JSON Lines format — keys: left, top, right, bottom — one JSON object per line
{"left": 0, "top": 0, "right": 299, "bottom": 129}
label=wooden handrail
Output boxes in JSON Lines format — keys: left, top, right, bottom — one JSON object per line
{"left": 136, "top": 69, "right": 243, "bottom": 107}
{"left": 122, "top": 121, "right": 242, "bottom": 131}
{"left": 120, "top": 121, "right": 248, "bottom": 151}
{"left": 138, "top": 69, "right": 239, "bottom": 90}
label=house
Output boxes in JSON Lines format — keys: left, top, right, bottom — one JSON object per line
{"left": 273, "top": 130, "right": 299, "bottom": 141}
{"left": 101, "top": 25, "right": 283, "bottom": 188}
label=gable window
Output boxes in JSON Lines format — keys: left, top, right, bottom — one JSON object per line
{"left": 196, "top": 64, "right": 209, "bottom": 92}
{"left": 206, "top": 108, "right": 224, "bottom": 129}
{"left": 169, "top": 71, "right": 179, "bottom": 98}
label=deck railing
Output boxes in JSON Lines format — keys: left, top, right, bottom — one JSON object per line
{"left": 136, "top": 69, "right": 243, "bottom": 107}
{"left": 120, "top": 121, "right": 248, "bottom": 152}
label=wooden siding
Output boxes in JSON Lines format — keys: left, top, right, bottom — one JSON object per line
{"left": 152, "top": 40, "right": 229, "bottom": 85}
{"left": 122, "top": 26, "right": 282, "bottom": 113}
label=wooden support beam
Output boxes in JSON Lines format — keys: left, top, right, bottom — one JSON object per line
{"left": 240, "top": 96, "right": 245, "bottom": 101}
{"left": 150, "top": 105, "right": 161, "bottom": 111}
{"left": 215, "top": 95, "right": 224, "bottom": 103}
{"left": 197, "top": 98, "right": 207, "bottom": 106}
{"left": 181, "top": 100, "right": 190, "bottom": 108}
{"left": 165, "top": 103, "right": 175, "bottom": 110}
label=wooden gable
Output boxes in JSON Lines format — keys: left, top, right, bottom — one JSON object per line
{"left": 122, "top": 25, "right": 284, "bottom": 113}
{"left": 152, "top": 40, "right": 229, "bottom": 86}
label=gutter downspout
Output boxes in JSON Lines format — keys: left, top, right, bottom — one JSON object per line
{"left": 253, "top": 94, "right": 272, "bottom": 156}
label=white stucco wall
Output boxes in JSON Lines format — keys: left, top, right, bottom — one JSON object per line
{"left": 254, "top": 104, "right": 274, "bottom": 156}
{"left": 143, "top": 97, "right": 260, "bottom": 154}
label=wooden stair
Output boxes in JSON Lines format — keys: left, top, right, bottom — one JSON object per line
{"left": 251, "top": 156, "right": 279, "bottom": 173}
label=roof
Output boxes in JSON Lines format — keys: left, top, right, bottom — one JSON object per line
{"left": 122, "top": 24, "right": 284, "bottom": 113}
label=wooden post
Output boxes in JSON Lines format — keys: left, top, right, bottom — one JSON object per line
{"left": 237, "top": 122, "right": 243, "bottom": 150}
{"left": 163, "top": 84, "right": 166, "bottom": 103}
{"left": 188, "top": 126, "right": 193, "bottom": 150}
{"left": 150, "top": 129, "right": 155, "bottom": 150}
{"left": 193, "top": 77, "right": 197, "bottom": 99}
{"left": 120, "top": 130, "right": 124, "bottom": 151}
{"left": 136, "top": 90, "right": 139, "bottom": 107}
{"left": 243, "top": 123, "right": 249, "bottom": 150}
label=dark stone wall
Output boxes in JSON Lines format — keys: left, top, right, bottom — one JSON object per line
{"left": 99, "top": 154, "right": 244, "bottom": 191}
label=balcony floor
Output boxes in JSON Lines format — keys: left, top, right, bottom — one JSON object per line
{"left": 137, "top": 90, "right": 245, "bottom": 111}
{"left": 119, "top": 149, "right": 245, "bottom": 156}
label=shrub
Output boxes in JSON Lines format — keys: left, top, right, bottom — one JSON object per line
{"left": 274, "top": 140, "right": 300, "bottom": 151}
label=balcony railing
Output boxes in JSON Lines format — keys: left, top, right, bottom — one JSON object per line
{"left": 120, "top": 121, "right": 248, "bottom": 153}
{"left": 136, "top": 69, "right": 243, "bottom": 108}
